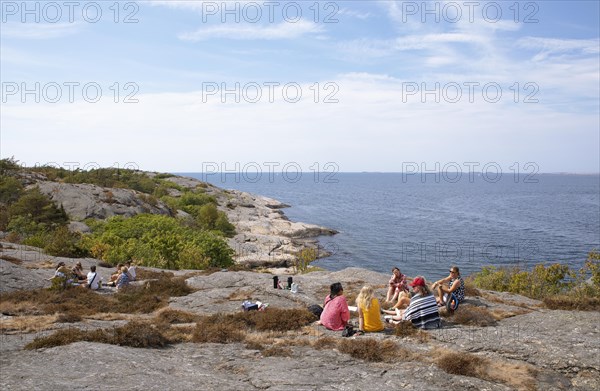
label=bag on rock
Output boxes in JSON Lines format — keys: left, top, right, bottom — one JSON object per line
{"left": 342, "top": 324, "right": 356, "bottom": 337}
{"left": 307, "top": 304, "right": 323, "bottom": 318}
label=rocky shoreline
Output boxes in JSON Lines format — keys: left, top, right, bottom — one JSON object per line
{"left": 16, "top": 171, "right": 338, "bottom": 268}
{"left": 1, "top": 244, "right": 599, "bottom": 390}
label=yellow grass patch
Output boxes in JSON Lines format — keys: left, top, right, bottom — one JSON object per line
{"left": 0, "top": 315, "right": 58, "bottom": 334}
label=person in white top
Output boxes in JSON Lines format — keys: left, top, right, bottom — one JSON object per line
{"left": 126, "top": 260, "right": 136, "bottom": 281}
{"left": 85, "top": 265, "right": 101, "bottom": 290}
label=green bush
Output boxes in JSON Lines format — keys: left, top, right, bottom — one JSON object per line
{"left": 8, "top": 187, "right": 68, "bottom": 227}
{"left": 471, "top": 253, "right": 600, "bottom": 304}
{"left": 0, "top": 175, "right": 23, "bottom": 204}
{"left": 83, "top": 214, "right": 234, "bottom": 270}
{"left": 43, "top": 226, "right": 87, "bottom": 258}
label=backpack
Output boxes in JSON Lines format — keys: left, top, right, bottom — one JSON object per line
{"left": 307, "top": 304, "right": 323, "bottom": 318}
{"left": 342, "top": 324, "right": 356, "bottom": 337}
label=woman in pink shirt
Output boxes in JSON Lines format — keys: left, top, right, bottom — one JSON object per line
{"left": 319, "top": 282, "right": 350, "bottom": 331}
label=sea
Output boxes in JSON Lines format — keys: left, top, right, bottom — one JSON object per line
{"left": 181, "top": 172, "right": 600, "bottom": 280}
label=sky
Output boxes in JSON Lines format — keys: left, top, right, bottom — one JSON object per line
{"left": 1, "top": 0, "right": 599, "bottom": 173}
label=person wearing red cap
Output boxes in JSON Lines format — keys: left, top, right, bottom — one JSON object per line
{"left": 395, "top": 276, "right": 441, "bottom": 329}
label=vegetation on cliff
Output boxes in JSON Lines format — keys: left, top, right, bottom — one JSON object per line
{"left": 470, "top": 251, "right": 600, "bottom": 310}
{"left": 0, "top": 158, "right": 235, "bottom": 269}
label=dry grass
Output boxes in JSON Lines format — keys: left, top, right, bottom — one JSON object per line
{"left": 1, "top": 255, "right": 23, "bottom": 265}
{"left": 489, "top": 308, "right": 530, "bottom": 320}
{"left": 162, "top": 324, "right": 195, "bottom": 343}
{"left": 262, "top": 346, "right": 293, "bottom": 357}
{"left": 25, "top": 320, "right": 170, "bottom": 350}
{"left": 434, "top": 348, "right": 537, "bottom": 391}
{"left": 0, "top": 274, "right": 195, "bottom": 319}
{"left": 24, "top": 260, "right": 56, "bottom": 269}
{"left": 486, "top": 360, "right": 538, "bottom": 391}
{"left": 464, "top": 285, "right": 481, "bottom": 297}
{"left": 338, "top": 338, "right": 413, "bottom": 363}
{"left": 435, "top": 350, "right": 487, "bottom": 378}
{"left": 55, "top": 313, "right": 83, "bottom": 323}
{"left": 0, "top": 315, "right": 58, "bottom": 333}
{"left": 543, "top": 295, "right": 600, "bottom": 311}
{"left": 446, "top": 306, "right": 497, "bottom": 327}
{"left": 191, "top": 308, "right": 316, "bottom": 345}
{"left": 135, "top": 269, "right": 175, "bottom": 280}
{"left": 83, "top": 313, "right": 131, "bottom": 321}
{"left": 155, "top": 308, "right": 200, "bottom": 324}
{"left": 311, "top": 336, "right": 337, "bottom": 350}
{"left": 393, "top": 321, "right": 430, "bottom": 342}
{"left": 193, "top": 317, "right": 246, "bottom": 344}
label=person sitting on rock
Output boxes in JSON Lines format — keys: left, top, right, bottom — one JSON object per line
{"left": 389, "top": 276, "right": 441, "bottom": 329}
{"left": 431, "top": 266, "right": 465, "bottom": 308}
{"left": 356, "top": 285, "right": 384, "bottom": 334}
{"left": 108, "top": 263, "right": 124, "bottom": 286}
{"left": 125, "top": 260, "right": 136, "bottom": 281}
{"left": 115, "top": 266, "right": 130, "bottom": 291}
{"left": 83, "top": 265, "right": 101, "bottom": 290}
{"left": 48, "top": 261, "right": 76, "bottom": 287}
{"left": 319, "top": 282, "right": 350, "bottom": 331}
{"left": 386, "top": 267, "right": 408, "bottom": 302}
{"left": 71, "top": 262, "right": 86, "bottom": 281}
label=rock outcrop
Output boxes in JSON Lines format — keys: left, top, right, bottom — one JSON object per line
{"left": 158, "top": 174, "right": 338, "bottom": 267}
{"left": 15, "top": 171, "right": 337, "bottom": 267}
{"left": 1, "top": 248, "right": 598, "bottom": 391}
{"left": 35, "top": 181, "right": 172, "bottom": 220}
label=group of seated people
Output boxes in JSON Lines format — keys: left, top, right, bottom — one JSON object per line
{"left": 108, "top": 262, "right": 136, "bottom": 290}
{"left": 49, "top": 260, "right": 137, "bottom": 291}
{"left": 318, "top": 265, "right": 465, "bottom": 333}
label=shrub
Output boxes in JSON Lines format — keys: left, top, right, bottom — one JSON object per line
{"left": 542, "top": 296, "right": 600, "bottom": 311}
{"left": 0, "top": 274, "right": 194, "bottom": 317}
{"left": 193, "top": 316, "right": 246, "bottom": 344}
{"left": 56, "top": 313, "right": 83, "bottom": 323}
{"left": 312, "top": 336, "right": 337, "bottom": 350}
{"left": 261, "top": 346, "right": 292, "bottom": 357}
{"left": 156, "top": 309, "right": 200, "bottom": 324}
{"left": 8, "top": 187, "right": 68, "bottom": 227}
{"left": 0, "top": 175, "right": 23, "bottom": 204}
{"left": 471, "top": 261, "right": 595, "bottom": 301}
{"left": 338, "top": 338, "right": 402, "bottom": 362}
{"left": 436, "top": 351, "right": 487, "bottom": 378}
{"left": 43, "top": 226, "right": 87, "bottom": 258}
{"left": 25, "top": 321, "right": 170, "bottom": 350}
{"left": 448, "top": 306, "right": 497, "bottom": 327}
{"left": 83, "top": 214, "right": 234, "bottom": 270}
{"left": 25, "top": 327, "right": 85, "bottom": 349}
{"left": 253, "top": 308, "right": 316, "bottom": 332}
{"left": 293, "top": 248, "right": 318, "bottom": 274}
{"left": 111, "top": 321, "right": 170, "bottom": 348}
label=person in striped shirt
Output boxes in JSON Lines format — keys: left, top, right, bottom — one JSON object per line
{"left": 400, "top": 276, "right": 441, "bottom": 329}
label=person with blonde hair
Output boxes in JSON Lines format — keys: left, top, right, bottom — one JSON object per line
{"left": 355, "top": 285, "right": 384, "bottom": 333}
{"left": 115, "top": 266, "right": 130, "bottom": 290}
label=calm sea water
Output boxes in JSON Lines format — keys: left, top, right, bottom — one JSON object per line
{"left": 182, "top": 172, "right": 600, "bottom": 279}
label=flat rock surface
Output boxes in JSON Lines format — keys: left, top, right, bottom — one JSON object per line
{"left": 1, "top": 253, "right": 598, "bottom": 390}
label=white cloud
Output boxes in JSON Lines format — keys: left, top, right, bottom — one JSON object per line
{"left": 178, "top": 20, "right": 324, "bottom": 41}
{"left": 3, "top": 72, "right": 598, "bottom": 173}
{"left": 517, "top": 37, "right": 600, "bottom": 60}
{"left": 1, "top": 22, "right": 81, "bottom": 39}
{"left": 338, "top": 8, "right": 372, "bottom": 20}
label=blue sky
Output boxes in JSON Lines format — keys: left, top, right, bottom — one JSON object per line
{"left": 1, "top": 0, "right": 599, "bottom": 173}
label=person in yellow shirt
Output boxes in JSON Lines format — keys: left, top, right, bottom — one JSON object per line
{"left": 356, "top": 285, "right": 385, "bottom": 333}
